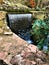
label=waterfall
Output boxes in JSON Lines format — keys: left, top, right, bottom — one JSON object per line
{"left": 6, "top": 14, "right": 33, "bottom": 44}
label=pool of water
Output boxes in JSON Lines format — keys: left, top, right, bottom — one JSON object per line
{"left": 17, "top": 29, "right": 33, "bottom": 44}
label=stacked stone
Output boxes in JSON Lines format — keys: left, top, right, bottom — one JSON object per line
{"left": 0, "top": 11, "right": 12, "bottom": 35}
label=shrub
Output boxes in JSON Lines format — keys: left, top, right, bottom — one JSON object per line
{"left": 31, "top": 19, "right": 49, "bottom": 52}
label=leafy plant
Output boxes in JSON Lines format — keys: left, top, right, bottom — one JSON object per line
{"left": 31, "top": 19, "right": 49, "bottom": 52}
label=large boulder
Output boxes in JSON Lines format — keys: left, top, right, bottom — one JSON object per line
{"left": 0, "top": 33, "right": 48, "bottom": 65}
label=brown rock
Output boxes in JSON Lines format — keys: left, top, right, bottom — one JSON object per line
{"left": 0, "top": 11, "right": 6, "bottom": 20}
{"left": 36, "top": 51, "right": 45, "bottom": 58}
{"left": 21, "top": 50, "right": 31, "bottom": 58}
{"left": 36, "top": 58, "right": 43, "bottom": 65}
{"left": 31, "top": 61, "right": 36, "bottom": 65}
{"left": 0, "top": 52, "right": 7, "bottom": 60}
{"left": 0, "top": 37, "right": 3, "bottom": 41}
{"left": 10, "top": 54, "right": 23, "bottom": 65}
{"left": 28, "top": 44, "right": 38, "bottom": 53}
{"left": 24, "top": 59, "right": 36, "bottom": 65}
{"left": 4, "top": 55, "right": 12, "bottom": 65}
{"left": 0, "top": 28, "right": 3, "bottom": 34}
{"left": 42, "top": 64, "right": 48, "bottom": 65}
{"left": 2, "top": 43, "right": 12, "bottom": 52}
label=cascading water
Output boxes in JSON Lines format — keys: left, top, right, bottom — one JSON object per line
{"left": 6, "top": 14, "right": 33, "bottom": 44}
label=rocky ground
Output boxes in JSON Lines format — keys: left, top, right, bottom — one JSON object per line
{"left": 0, "top": 33, "right": 49, "bottom": 65}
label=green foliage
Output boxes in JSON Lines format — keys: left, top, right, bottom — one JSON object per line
{"left": 31, "top": 19, "right": 49, "bottom": 52}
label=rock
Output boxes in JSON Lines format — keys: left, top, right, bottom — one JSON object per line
{"left": 36, "top": 14, "right": 45, "bottom": 20}
{"left": 0, "top": 52, "right": 7, "bottom": 60}
{"left": 0, "top": 6, "right": 3, "bottom": 9}
{"left": 4, "top": 55, "right": 12, "bottom": 65}
{"left": 28, "top": 44, "right": 38, "bottom": 53}
{"left": 0, "top": 20, "right": 5, "bottom": 28}
{"left": 0, "top": 2, "right": 31, "bottom": 12}
{"left": 16, "top": 3, "right": 29, "bottom": 9}
{"left": 0, "top": 28, "right": 3, "bottom": 34}
{"left": 0, "top": 31, "right": 48, "bottom": 65}
{"left": 0, "top": 11, "right": 6, "bottom": 20}
{"left": 2, "top": 43, "right": 12, "bottom": 52}
{"left": 10, "top": 54, "right": 37, "bottom": 65}
{"left": 31, "top": 61, "right": 36, "bottom": 65}
{"left": 42, "top": 64, "right": 48, "bottom": 65}
{"left": 10, "top": 54, "right": 23, "bottom": 65}
{"left": 0, "top": 11, "right": 13, "bottom": 35}
{"left": 36, "top": 51, "right": 45, "bottom": 58}
{"left": 0, "top": 37, "right": 3, "bottom": 41}
{"left": 3, "top": 0, "right": 11, "bottom": 5}
{"left": 24, "top": 59, "right": 36, "bottom": 65}
{"left": 21, "top": 50, "right": 31, "bottom": 58}
{"left": 4, "top": 32, "right": 13, "bottom": 35}
{"left": 36, "top": 58, "right": 44, "bottom": 65}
